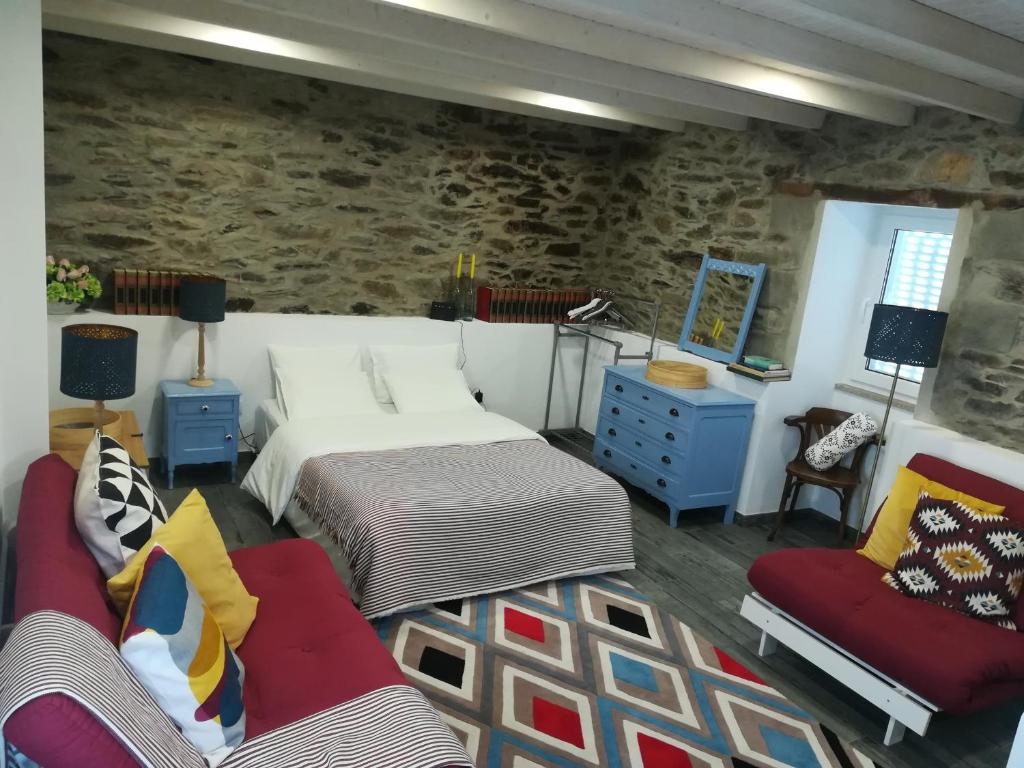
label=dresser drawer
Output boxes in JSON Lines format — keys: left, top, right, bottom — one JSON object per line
{"left": 171, "top": 397, "right": 238, "bottom": 419}
{"left": 594, "top": 438, "right": 679, "bottom": 498}
{"left": 605, "top": 373, "right": 693, "bottom": 428}
{"left": 600, "top": 398, "right": 687, "bottom": 446}
{"left": 171, "top": 419, "right": 237, "bottom": 465}
{"left": 596, "top": 416, "right": 685, "bottom": 469}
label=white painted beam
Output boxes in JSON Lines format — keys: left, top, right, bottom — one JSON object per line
{"left": 225, "top": 0, "right": 818, "bottom": 128}
{"left": 41, "top": 0, "right": 689, "bottom": 133}
{"left": 77, "top": 0, "right": 748, "bottom": 130}
{"left": 522, "top": 0, "right": 1023, "bottom": 123}
{"left": 370, "top": 0, "right": 916, "bottom": 125}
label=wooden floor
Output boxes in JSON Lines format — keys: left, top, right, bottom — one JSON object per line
{"left": 163, "top": 446, "right": 1018, "bottom": 768}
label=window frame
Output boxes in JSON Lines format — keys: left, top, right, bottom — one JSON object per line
{"left": 842, "top": 208, "right": 957, "bottom": 401}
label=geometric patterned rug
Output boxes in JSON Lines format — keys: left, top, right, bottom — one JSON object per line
{"left": 373, "top": 574, "right": 884, "bottom": 768}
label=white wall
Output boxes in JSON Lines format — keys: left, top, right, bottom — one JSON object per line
{"left": 48, "top": 312, "right": 586, "bottom": 458}
{"left": 0, "top": 0, "right": 50, "bottom": 525}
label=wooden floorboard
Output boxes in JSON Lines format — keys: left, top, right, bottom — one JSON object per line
{"left": 170, "top": 443, "right": 1017, "bottom": 768}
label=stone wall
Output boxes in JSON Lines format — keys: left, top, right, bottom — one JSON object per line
{"left": 43, "top": 32, "right": 615, "bottom": 315}
{"left": 43, "top": 32, "right": 1024, "bottom": 451}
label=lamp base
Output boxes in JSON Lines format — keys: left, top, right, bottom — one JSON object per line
{"left": 188, "top": 376, "right": 215, "bottom": 388}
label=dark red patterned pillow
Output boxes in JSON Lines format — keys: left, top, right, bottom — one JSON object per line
{"left": 883, "top": 494, "right": 1024, "bottom": 630}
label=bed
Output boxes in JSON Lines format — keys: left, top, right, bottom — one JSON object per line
{"left": 241, "top": 410, "right": 635, "bottom": 618}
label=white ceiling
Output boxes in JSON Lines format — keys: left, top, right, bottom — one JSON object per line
{"left": 41, "top": 0, "right": 1024, "bottom": 132}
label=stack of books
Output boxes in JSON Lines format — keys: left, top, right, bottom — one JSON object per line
{"left": 112, "top": 269, "right": 204, "bottom": 315}
{"left": 727, "top": 356, "right": 792, "bottom": 382}
{"left": 475, "top": 287, "right": 590, "bottom": 324}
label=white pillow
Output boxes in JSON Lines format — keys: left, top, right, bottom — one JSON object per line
{"left": 277, "top": 367, "right": 383, "bottom": 420}
{"left": 74, "top": 433, "right": 168, "bottom": 577}
{"left": 269, "top": 345, "right": 363, "bottom": 413}
{"left": 368, "top": 343, "right": 460, "bottom": 403}
{"left": 385, "top": 368, "right": 482, "bottom": 415}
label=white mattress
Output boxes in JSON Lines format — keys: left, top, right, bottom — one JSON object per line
{"left": 254, "top": 398, "right": 399, "bottom": 449}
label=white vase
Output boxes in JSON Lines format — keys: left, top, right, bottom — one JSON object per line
{"left": 47, "top": 301, "right": 80, "bottom": 315}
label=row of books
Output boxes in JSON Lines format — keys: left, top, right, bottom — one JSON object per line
{"left": 475, "top": 287, "right": 591, "bottom": 324}
{"left": 727, "top": 355, "right": 792, "bottom": 382}
{"left": 112, "top": 269, "right": 205, "bottom": 315}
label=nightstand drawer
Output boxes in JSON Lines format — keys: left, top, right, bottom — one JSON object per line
{"left": 605, "top": 373, "right": 693, "bottom": 428}
{"left": 596, "top": 416, "right": 685, "bottom": 468}
{"left": 172, "top": 397, "right": 237, "bottom": 419}
{"left": 172, "top": 419, "right": 237, "bottom": 464}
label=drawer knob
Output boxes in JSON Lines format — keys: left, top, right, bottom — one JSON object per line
{"left": 630, "top": 463, "right": 638, "bottom": 470}
{"left": 635, "top": 441, "right": 641, "bottom": 448}
{"left": 657, "top": 478, "right": 667, "bottom": 488}
{"left": 611, "top": 407, "right": 620, "bottom": 415}
{"left": 661, "top": 455, "right": 671, "bottom": 465}
{"left": 226, "top": 434, "right": 233, "bottom": 441}
{"left": 614, "top": 384, "right": 624, "bottom": 392}
{"left": 642, "top": 394, "right": 650, "bottom": 401}
{"left": 669, "top": 407, "right": 679, "bottom": 417}
{"left": 665, "top": 431, "right": 675, "bottom": 441}
{"left": 638, "top": 418, "right": 646, "bottom": 425}
{"left": 603, "top": 449, "right": 612, "bottom": 458}
{"left": 201, "top": 404, "right": 209, "bottom": 412}
{"left": 607, "top": 428, "right": 616, "bottom": 437}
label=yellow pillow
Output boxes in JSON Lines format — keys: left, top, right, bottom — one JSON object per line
{"left": 857, "top": 465, "right": 1005, "bottom": 570}
{"left": 108, "top": 489, "right": 258, "bottom": 649}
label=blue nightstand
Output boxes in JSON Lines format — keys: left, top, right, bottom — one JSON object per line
{"left": 160, "top": 379, "right": 240, "bottom": 489}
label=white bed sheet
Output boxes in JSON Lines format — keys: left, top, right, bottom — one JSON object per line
{"left": 254, "top": 398, "right": 397, "bottom": 448}
{"left": 241, "top": 411, "right": 542, "bottom": 524}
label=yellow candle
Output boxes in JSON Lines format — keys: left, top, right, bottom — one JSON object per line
{"left": 456, "top": 252, "right": 464, "bottom": 277}
{"left": 469, "top": 253, "right": 476, "bottom": 279}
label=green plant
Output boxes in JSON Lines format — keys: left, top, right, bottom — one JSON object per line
{"left": 45, "top": 255, "right": 102, "bottom": 304}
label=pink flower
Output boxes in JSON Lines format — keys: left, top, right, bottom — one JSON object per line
{"left": 77, "top": 279, "right": 89, "bottom": 289}
{"left": 68, "top": 268, "right": 81, "bottom": 279}
{"left": 46, "top": 254, "right": 55, "bottom": 265}
{"left": 56, "top": 268, "right": 67, "bottom": 282}
{"left": 80, "top": 265, "right": 89, "bottom": 274}
{"left": 58, "top": 258, "right": 71, "bottom": 268}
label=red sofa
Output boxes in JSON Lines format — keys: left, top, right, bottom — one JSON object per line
{"left": 6, "top": 454, "right": 412, "bottom": 766}
{"left": 745, "top": 453, "right": 1024, "bottom": 744}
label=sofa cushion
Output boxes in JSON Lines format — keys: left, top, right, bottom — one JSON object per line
{"left": 749, "top": 547, "right": 1024, "bottom": 714}
{"left": 883, "top": 495, "right": 1024, "bottom": 629}
{"left": 229, "top": 538, "right": 406, "bottom": 738}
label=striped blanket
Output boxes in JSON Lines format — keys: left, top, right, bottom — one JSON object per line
{"left": 0, "top": 611, "right": 472, "bottom": 768}
{"left": 294, "top": 439, "right": 635, "bottom": 618}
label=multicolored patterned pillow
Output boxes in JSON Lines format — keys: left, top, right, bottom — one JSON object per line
{"left": 119, "top": 544, "right": 246, "bottom": 766}
{"left": 883, "top": 494, "right": 1024, "bottom": 629}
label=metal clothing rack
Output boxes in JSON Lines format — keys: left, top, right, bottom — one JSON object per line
{"left": 542, "top": 295, "right": 661, "bottom": 441}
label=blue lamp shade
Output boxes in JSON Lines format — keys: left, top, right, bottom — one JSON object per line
{"left": 179, "top": 276, "right": 226, "bottom": 323}
{"left": 60, "top": 324, "right": 138, "bottom": 401}
{"left": 864, "top": 304, "right": 948, "bottom": 368}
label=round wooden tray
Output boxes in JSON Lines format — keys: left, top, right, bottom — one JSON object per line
{"left": 49, "top": 407, "right": 122, "bottom": 456}
{"left": 645, "top": 360, "right": 708, "bottom": 389}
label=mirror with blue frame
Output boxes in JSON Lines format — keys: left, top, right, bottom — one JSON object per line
{"left": 679, "top": 255, "right": 766, "bottom": 363}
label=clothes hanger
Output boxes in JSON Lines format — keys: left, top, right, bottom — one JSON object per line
{"left": 581, "top": 299, "right": 614, "bottom": 322}
{"left": 567, "top": 296, "right": 601, "bottom": 319}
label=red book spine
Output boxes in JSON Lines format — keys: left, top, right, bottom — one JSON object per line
{"left": 125, "top": 270, "right": 138, "bottom": 315}
{"left": 161, "top": 271, "right": 173, "bottom": 315}
{"left": 476, "top": 286, "right": 492, "bottom": 321}
{"left": 113, "top": 268, "right": 126, "bottom": 314}
{"left": 171, "top": 272, "right": 182, "bottom": 315}
{"left": 137, "top": 270, "right": 150, "bottom": 315}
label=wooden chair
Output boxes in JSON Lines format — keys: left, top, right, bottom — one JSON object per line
{"left": 768, "top": 407, "right": 878, "bottom": 545}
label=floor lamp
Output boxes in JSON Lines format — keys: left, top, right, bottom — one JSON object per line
{"left": 854, "top": 304, "right": 948, "bottom": 541}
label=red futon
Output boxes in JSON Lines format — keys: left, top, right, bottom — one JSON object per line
{"left": 744, "top": 453, "right": 1024, "bottom": 745}
{"left": 5, "top": 454, "right": 467, "bottom": 767}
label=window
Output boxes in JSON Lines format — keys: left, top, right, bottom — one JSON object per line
{"left": 868, "top": 228, "right": 952, "bottom": 383}
{"left": 840, "top": 206, "right": 958, "bottom": 399}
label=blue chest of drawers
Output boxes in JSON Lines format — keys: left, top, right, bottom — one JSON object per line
{"left": 161, "top": 379, "right": 241, "bottom": 489}
{"left": 593, "top": 365, "right": 754, "bottom": 526}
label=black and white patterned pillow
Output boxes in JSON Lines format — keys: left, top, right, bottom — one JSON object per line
{"left": 804, "top": 412, "right": 878, "bottom": 471}
{"left": 74, "top": 434, "right": 167, "bottom": 577}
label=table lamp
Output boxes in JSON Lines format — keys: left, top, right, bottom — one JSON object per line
{"left": 60, "top": 324, "right": 138, "bottom": 430}
{"left": 179, "top": 276, "right": 226, "bottom": 388}
{"left": 853, "top": 304, "right": 948, "bottom": 539}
